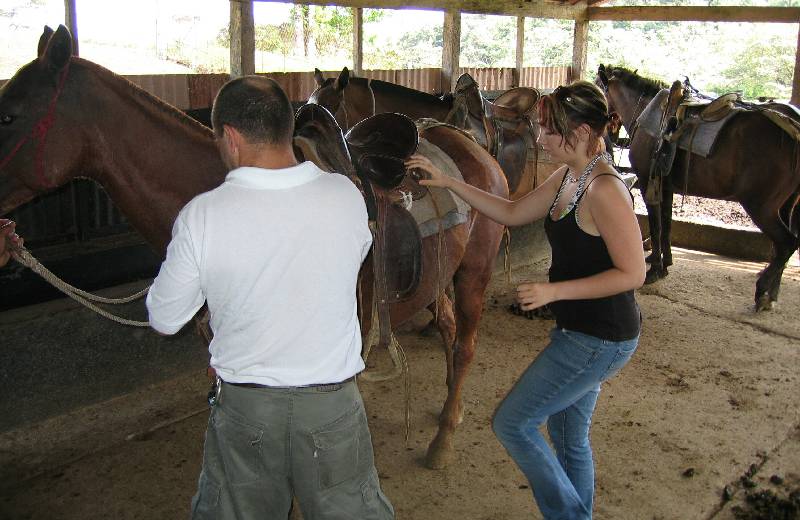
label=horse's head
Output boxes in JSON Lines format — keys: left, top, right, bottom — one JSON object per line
{"left": 595, "top": 64, "right": 664, "bottom": 135}
{"left": 308, "top": 67, "right": 351, "bottom": 128}
{"left": 0, "top": 25, "right": 84, "bottom": 216}
{"left": 293, "top": 103, "right": 354, "bottom": 177}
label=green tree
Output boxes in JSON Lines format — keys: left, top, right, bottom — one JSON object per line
{"left": 709, "top": 35, "right": 794, "bottom": 98}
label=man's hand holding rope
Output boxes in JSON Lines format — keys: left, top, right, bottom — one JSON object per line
{"left": 0, "top": 219, "right": 23, "bottom": 268}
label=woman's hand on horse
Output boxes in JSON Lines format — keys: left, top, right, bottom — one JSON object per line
{"left": 405, "top": 154, "right": 451, "bottom": 189}
{"left": 0, "top": 219, "right": 23, "bottom": 267}
{"left": 516, "top": 281, "right": 557, "bottom": 311}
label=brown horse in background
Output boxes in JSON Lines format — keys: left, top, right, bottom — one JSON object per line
{"left": 0, "top": 26, "right": 508, "bottom": 469}
{"left": 308, "top": 67, "right": 537, "bottom": 195}
{"left": 597, "top": 65, "right": 800, "bottom": 311}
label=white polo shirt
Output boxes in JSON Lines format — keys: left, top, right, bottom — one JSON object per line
{"left": 146, "top": 162, "right": 372, "bottom": 386}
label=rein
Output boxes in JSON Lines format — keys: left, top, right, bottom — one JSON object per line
{"left": 9, "top": 244, "right": 151, "bottom": 326}
{"left": 0, "top": 61, "right": 71, "bottom": 188}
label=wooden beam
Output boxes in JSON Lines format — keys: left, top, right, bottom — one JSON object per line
{"left": 253, "top": 0, "right": 585, "bottom": 21}
{"left": 571, "top": 19, "right": 588, "bottom": 83}
{"left": 441, "top": 9, "right": 460, "bottom": 93}
{"left": 793, "top": 23, "right": 800, "bottom": 107}
{"left": 587, "top": 6, "right": 800, "bottom": 23}
{"left": 230, "top": 0, "right": 255, "bottom": 78}
{"left": 514, "top": 16, "right": 524, "bottom": 88}
{"left": 353, "top": 7, "right": 363, "bottom": 76}
{"left": 64, "top": 0, "right": 79, "bottom": 55}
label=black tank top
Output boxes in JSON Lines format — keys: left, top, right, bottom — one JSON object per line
{"left": 543, "top": 172, "right": 641, "bottom": 341}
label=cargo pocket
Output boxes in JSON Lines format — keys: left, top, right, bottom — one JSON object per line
{"left": 311, "top": 403, "right": 372, "bottom": 489}
{"left": 190, "top": 472, "right": 220, "bottom": 520}
{"left": 213, "top": 406, "right": 265, "bottom": 485}
{"left": 361, "top": 476, "right": 395, "bottom": 519}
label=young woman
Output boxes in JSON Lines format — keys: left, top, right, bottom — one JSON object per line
{"left": 406, "top": 81, "right": 645, "bottom": 520}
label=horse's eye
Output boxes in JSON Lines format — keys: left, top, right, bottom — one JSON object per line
{"left": 0, "top": 115, "right": 13, "bottom": 125}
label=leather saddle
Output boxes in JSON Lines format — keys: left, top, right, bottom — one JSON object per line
{"left": 294, "top": 104, "right": 423, "bottom": 308}
{"left": 345, "top": 112, "right": 419, "bottom": 190}
{"left": 444, "top": 74, "right": 539, "bottom": 193}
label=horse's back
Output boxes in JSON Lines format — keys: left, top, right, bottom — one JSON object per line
{"left": 419, "top": 125, "right": 508, "bottom": 198}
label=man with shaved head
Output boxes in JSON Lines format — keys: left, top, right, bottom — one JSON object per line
{"left": 147, "top": 76, "right": 393, "bottom": 519}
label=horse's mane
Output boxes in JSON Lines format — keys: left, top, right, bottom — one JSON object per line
{"left": 74, "top": 58, "right": 213, "bottom": 135}
{"left": 353, "top": 77, "right": 447, "bottom": 105}
{"left": 605, "top": 65, "right": 667, "bottom": 96}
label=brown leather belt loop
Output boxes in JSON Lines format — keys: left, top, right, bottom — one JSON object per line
{"left": 224, "top": 375, "right": 355, "bottom": 391}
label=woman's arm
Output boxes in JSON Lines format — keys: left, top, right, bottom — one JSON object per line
{"left": 515, "top": 176, "right": 646, "bottom": 309}
{"left": 406, "top": 154, "right": 565, "bottom": 227}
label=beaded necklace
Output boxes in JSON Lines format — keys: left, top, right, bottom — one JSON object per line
{"left": 550, "top": 152, "right": 609, "bottom": 220}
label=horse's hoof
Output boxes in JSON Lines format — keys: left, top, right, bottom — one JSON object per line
{"left": 754, "top": 294, "right": 775, "bottom": 312}
{"left": 424, "top": 434, "right": 454, "bottom": 470}
{"left": 644, "top": 267, "right": 666, "bottom": 285}
{"left": 645, "top": 252, "right": 657, "bottom": 264}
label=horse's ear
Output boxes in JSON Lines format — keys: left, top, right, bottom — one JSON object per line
{"left": 41, "top": 24, "right": 72, "bottom": 72}
{"left": 597, "top": 65, "right": 608, "bottom": 85}
{"left": 335, "top": 67, "right": 350, "bottom": 91}
{"left": 37, "top": 26, "right": 55, "bottom": 58}
{"left": 314, "top": 68, "right": 324, "bottom": 86}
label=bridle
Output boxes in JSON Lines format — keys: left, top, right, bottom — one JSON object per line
{"left": 0, "top": 60, "right": 71, "bottom": 188}
{"left": 600, "top": 76, "right": 647, "bottom": 148}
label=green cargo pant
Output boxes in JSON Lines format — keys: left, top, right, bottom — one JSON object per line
{"left": 190, "top": 379, "right": 394, "bottom": 520}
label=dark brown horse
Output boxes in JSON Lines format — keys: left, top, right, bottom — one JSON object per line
{"left": 0, "top": 26, "right": 508, "bottom": 469}
{"left": 308, "top": 67, "right": 538, "bottom": 195}
{"left": 597, "top": 65, "right": 800, "bottom": 311}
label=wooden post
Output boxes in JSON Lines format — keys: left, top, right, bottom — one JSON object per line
{"left": 353, "top": 7, "right": 363, "bottom": 76}
{"left": 64, "top": 0, "right": 79, "bottom": 55}
{"left": 230, "top": 0, "right": 255, "bottom": 78}
{"left": 441, "top": 9, "right": 461, "bottom": 94}
{"left": 792, "top": 22, "right": 800, "bottom": 107}
{"left": 514, "top": 16, "right": 525, "bottom": 88}
{"left": 571, "top": 19, "right": 589, "bottom": 83}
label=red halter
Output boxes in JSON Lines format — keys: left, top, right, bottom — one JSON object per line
{"left": 0, "top": 61, "right": 71, "bottom": 188}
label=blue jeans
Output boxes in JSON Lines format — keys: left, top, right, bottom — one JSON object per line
{"left": 493, "top": 327, "right": 638, "bottom": 520}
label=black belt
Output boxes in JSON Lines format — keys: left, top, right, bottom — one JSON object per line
{"left": 224, "top": 375, "right": 355, "bottom": 391}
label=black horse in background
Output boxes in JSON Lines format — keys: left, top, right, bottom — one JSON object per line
{"left": 597, "top": 65, "right": 800, "bottom": 311}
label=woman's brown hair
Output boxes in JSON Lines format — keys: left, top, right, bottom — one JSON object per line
{"left": 537, "top": 81, "right": 618, "bottom": 155}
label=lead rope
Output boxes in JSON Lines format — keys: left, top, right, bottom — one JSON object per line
{"left": 10, "top": 246, "right": 151, "bottom": 327}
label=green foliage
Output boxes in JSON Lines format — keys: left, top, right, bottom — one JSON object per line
{"left": 460, "top": 15, "right": 515, "bottom": 67}
{"left": 708, "top": 34, "right": 795, "bottom": 98}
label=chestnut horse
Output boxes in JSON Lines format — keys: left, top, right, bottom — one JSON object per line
{"left": 308, "top": 67, "right": 536, "bottom": 195}
{"left": 597, "top": 65, "right": 800, "bottom": 311}
{"left": 0, "top": 26, "right": 508, "bottom": 469}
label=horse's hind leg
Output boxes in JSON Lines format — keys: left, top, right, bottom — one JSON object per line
{"left": 745, "top": 202, "right": 798, "bottom": 310}
{"left": 425, "top": 221, "right": 504, "bottom": 470}
{"left": 661, "top": 188, "right": 674, "bottom": 269}
{"left": 426, "top": 293, "right": 456, "bottom": 387}
{"left": 644, "top": 202, "right": 667, "bottom": 283}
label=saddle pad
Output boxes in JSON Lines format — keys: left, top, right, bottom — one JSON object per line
{"left": 760, "top": 108, "right": 800, "bottom": 143}
{"left": 408, "top": 139, "right": 471, "bottom": 239}
{"left": 637, "top": 89, "right": 741, "bottom": 157}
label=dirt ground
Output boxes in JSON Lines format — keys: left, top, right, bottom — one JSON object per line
{"left": 1, "top": 245, "right": 799, "bottom": 520}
